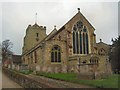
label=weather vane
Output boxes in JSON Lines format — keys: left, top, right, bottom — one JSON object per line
{"left": 35, "top": 13, "right": 37, "bottom": 24}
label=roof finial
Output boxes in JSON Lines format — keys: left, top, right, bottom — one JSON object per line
{"left": 78, "top": 8, "right": 80, "bottom": 12}
{"left": 35, "top": 13, "right": 37, "bottom": 24}
{"left": 100, "top": 39, "right": 102, "bottom": 42}
{"left": 54, "top": 25, "right": 56, "bottom": 29}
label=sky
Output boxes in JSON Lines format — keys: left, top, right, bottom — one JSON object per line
{"left": 118, "top": 1, "right": 120, "bottom": 36}
{"left": 0, "top": 2, "right": 1, "bottom": 64}
{"left": 0, "top": 1, "right": 119, "bottom": 55}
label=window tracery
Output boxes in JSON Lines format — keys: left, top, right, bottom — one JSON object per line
{"left": 51, "top": 45, "right": 61, "bottom": 62}
{"left": 72, "top": 21, "right": 89, "bottom": 54}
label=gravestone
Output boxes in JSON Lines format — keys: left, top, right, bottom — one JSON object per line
{"left": 36, "top": 65, "right": 40, "bottom": 71}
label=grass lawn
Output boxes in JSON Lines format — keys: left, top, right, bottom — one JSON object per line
{"left": 11, "top": 69, "right": 33, "bottom": 75}
{"left": 36, "top": 72, "right": 119, "bottom": 88}
{"left": 19, "top": 70, "right": 33, "bottom": 75}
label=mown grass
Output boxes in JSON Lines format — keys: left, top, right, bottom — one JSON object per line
{"left": 11, "top": 69, "right": 33, "bottom": 75}
{"left": 36, "top": 72, "right": 119, "bottom": 88}
{"left": 19, "top": 70, "right": 33, "bottom": 75}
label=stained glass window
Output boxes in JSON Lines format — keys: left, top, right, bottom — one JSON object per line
{"left": 51, "top": 52, "right": 54, "bottom": 62}
{"left": 51, "top": 45, "right": 61, "bottom": 63}
{"left": 77, "top": 21, "right": 83, "bottom": 28}
{"left": 76, "top": 32, "right": 79, "bottom": 54}
{"left": 80, "top": 33, "right": 82, "bottom": 54}
{"left": 83, "top": 33, "right": 86, "bottom": 54}
{"left": 86, "top": 33, "right": 89, "bottom": 54}
{"left": 73, "top": 31, "right": 76, "bottom": 54}
{"left": 72, "top": 20, "right": 89, "bottom": 54}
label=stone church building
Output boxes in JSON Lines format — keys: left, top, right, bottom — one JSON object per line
{"left": 22, "top": 8, "right": 112, "bottom": 76}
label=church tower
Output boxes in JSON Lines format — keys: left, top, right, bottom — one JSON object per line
{"left": 22, "top": 23, "right": 47, "bottom": 54}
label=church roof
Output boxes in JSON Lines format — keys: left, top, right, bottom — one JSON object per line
{"left": 96, "top": 39, "right": 109, "bottom": 46}
{"left": 45, "top": 26, "right": 57, "bottom": 40}
{"left": 47, "top": 9, "right": 95, "bottom": 40}
{"left": 65, "top": 9, "right": 95, "bottom": 29}
{"left": 96, "top": 42, "right": 110, "bottom": 47}
{"left": 12, "top": 55, "right": 22, "bottom": 64}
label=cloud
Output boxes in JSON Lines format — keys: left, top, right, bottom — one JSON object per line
{"left": 2, "top": 2, "right": 118, "bottom": 54}
{"left": 0, "top": 3, "right": 2, "bottom": 43}
{"left": 118, "top": 1, "right": 120, "bottom": 35}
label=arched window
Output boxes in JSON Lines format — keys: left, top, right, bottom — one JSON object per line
{"left": 76, "top": 32, "right": 79, "bottom": 54}
{"left": 73, "top": 31, "right": 76, "bottom": 54}
{"left": 72, "top": 21, "right": 89, "bottom": 54}
{"left": 51, "top": 45, "right": 61, "bottom": 62}
{"left": 83, "top": 33, "right": 85, "bottom": 54}
{"left": 86, "top": 33, "right": 89, "bottom": 54}
{"left": 80, "top": 32, "right": 82, "bottom": 54}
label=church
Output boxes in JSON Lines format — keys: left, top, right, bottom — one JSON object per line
{"left": 22, "top": 8, "right": 112, "bottom": 77}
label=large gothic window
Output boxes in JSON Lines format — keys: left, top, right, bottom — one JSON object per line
{"left": 51, "top": 45, "right": 61, "bottom": 62}
{"left": 72, "top": 21, "right": 89, "bottom": 54}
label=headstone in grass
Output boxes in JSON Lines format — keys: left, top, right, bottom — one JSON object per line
{"left": 36, "top": 65, "right": 40, "bottom": 71}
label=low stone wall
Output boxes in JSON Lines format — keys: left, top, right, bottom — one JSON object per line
{"left": 2, "top": 67, "right": 53, "bottom": 88}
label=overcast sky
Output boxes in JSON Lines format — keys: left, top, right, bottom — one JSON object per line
{"left": 0, "top": 1, "right": 118, "bottom": 55}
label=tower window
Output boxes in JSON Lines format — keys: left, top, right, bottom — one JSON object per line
{"left": 36, "top": 33, "right": 39, "bottom": 41}
{"left": 36, "top": 33, "right": 39, "bottom": 37}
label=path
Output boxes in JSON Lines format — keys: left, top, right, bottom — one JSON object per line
{"left": 0, "top": 65, "right": 2, "bottom": 89}
{"left": 2, "top": 71, "right": 23, "bottom": 88}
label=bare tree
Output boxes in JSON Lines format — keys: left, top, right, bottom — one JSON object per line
{"left": 2, "top": 40, "right": 13, "bottom": 63}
